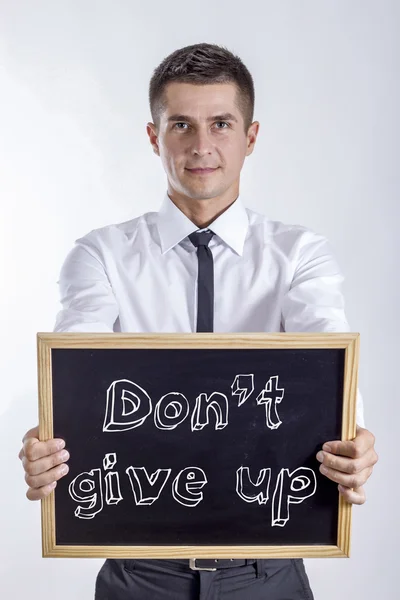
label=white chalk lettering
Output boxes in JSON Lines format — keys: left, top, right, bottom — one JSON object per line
{"left": 103, "top": 379, "right": 152, "bottom": 432}
{"left": 103, "top": 452, "right": 122, "bottom": 505}
{"left": 102, "top": 374, "right": 286, "bottom": 432}
{"left": 272, "top": 467, "right": 317, "bottom": 527}
{"left": 67, "top": 463, "right": 318, "bottom": 525}
{"left": 256, "top": 375, "right": 284, "bottom": 430}
{"left": 231, "top": 374, "right": 255, "bottom": 406}
{"left": 171, "top": 467, "right": 208, "bottom": 507}
{"left": 68, "top": 468, "right": 103, "bottom": 519}
{"left": 103, "top": 453, "right": 117, "bottom": 470}
{"left": 191, "top": 392, "right": 229, "bottom": 431}
{"left": 125, "top": 466, "right": 171, "bottom": 505}
{"left": 105, "top": 472, "right": 123, "bottom": 505}
{"left": 65, "top": 373, "right": 319, "bottom": 526}
{"left": 154, "top": 392, "right": 190, "bottom": 430}
{"left": 236, "top": 466, "right": 271, "bottom": 504}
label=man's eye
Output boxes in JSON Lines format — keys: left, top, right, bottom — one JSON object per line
{"left": 173, "top": 122, "right": 229, "bottom": 130}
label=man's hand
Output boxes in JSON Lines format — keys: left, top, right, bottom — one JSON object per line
{"left": 18, "top": 426, "right": 70, "bottom": 500}
{"left": 316, "top": 426, "right": 378, "bottom": 505}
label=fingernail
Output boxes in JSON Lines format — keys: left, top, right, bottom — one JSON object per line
{"left": 320, "top": 465, "right": 327, "bottom": 474}
{"left": 49, "top": 481, "right": 57, "bottom": 489}
{"left": 56, "top": 440, "right": 65, "bottom": 450}
{"left": 316, "top": 452, "right": 324, "bottom": 462}
{"left": 60, "top": 450, "right": 69, "bottom": 461}
{"left": 323, "top": 444, "right": 332, "bottom": 452}
{"left": 60, "top": 464, "right": 69, "bottom": 475}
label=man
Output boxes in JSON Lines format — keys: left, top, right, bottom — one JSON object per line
{"left": 19, "top": 42, "right": 378, "bottom": 599}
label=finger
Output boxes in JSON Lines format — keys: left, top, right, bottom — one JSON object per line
{"left": 26, "top": 481, "right": 57, "bottom": 501}
{"left": 23, "top": 437, "right": 66, "bottom": 462}
{"left": 316, "top": 447, "right": 377, "bottom": 474}
{"left": 22, "top": 448, "right": 70, "bottom": 476}
{"left": 319, "top": 464, "right": 373, "bottom": 488}
{"left": 323, "top": 428, "right": 375, "bottom": 459}
{"left": 338, "top": 485, "right": 366, "bottom": 505}
{"left": 322, "top": 440, "right": 358, "bottom": 458}
{"left": 22, "top": 426, "right": 39, "bottom": 444}
{"left": 19, "top": 426, "right": 41, "bottom": 460}
{"left": 24, "top": 461, "right": 69, "bottom": 490}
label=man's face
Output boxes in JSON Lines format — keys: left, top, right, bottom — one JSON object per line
{"left": 147, "top": 82, "right": 258, "bottom": 202}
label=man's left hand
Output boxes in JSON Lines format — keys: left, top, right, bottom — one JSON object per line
{"left": 316, "top": 426, "right": 378, "bottom": 505}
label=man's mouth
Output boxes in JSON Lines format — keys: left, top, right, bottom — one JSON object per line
{"left": 186, "top": 167, "right": 219, "bottom": 175}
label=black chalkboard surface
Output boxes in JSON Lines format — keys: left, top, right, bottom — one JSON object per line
{"left": 37, "top": 332, "right": 359, "bottom": 558}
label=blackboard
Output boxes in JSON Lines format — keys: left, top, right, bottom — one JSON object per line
{"left": 37, "top": 332, "right": 359, "bottom": 558}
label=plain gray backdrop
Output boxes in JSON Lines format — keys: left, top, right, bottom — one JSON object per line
{"left": 0, "top": 1, "right": 398, "bottom": 598}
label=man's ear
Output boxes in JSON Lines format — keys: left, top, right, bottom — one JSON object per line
{"left": 245, "top": 121, "right": 260, "bottom": 157}
{"left": 147, "top": 122, "right": 160, "bottom": 156}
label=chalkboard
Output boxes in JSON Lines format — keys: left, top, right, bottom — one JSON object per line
{"left": 37, "top": 332, "right": 359, "bottom": 558}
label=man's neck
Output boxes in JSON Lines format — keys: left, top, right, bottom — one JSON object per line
{"left": 167, "top": 189, "right": 239, "bottom": 228}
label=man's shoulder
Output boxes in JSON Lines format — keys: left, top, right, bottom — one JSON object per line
{"left": 245, "top": 205, "right": 327, "bottom": 246}
{"left": 74, "top": 209, "right": 157, "bottom": 249}
{"left": 74, "top": 204, "right": 330, "bottom": 258}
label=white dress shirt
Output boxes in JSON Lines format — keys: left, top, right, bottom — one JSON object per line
{"left": 54, "top": 190, "right": 365, "bottom": 426}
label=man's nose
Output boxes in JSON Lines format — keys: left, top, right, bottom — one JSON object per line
{"left": 190, "top": 128, "right": 213, "bottom": 156}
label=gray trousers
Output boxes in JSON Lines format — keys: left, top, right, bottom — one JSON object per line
{"left": 94, "top": 558, "right": 315, "bottom": 599}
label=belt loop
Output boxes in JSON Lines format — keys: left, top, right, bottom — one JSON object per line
{"left": 255, "top": 559, "right": 265, "bottom": 579}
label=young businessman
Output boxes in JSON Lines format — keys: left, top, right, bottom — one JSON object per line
{"left": 19, "top": 43, "right": 378, "bottom": 599}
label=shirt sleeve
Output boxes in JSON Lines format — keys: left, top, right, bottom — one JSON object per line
{"left": 53, "top": 233, "right": 119, "bottom": 333}
{"left": 281, "top": 229, "right": 365, "bottom": 428}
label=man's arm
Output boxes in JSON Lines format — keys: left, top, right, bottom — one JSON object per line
{"left": 20, "top": 233, "right": 119, "bottom": 500}
{"left": 53, "top": 234, "right": 119, "bottom": 333}
{"left": 281, "top": 229, "right": 365, "bottom": 426}
{"left": 281, "top": 228, "right": 378, "bottom": 503}
{"left": 281, "top": 229, "right": 351, "bottom": 334}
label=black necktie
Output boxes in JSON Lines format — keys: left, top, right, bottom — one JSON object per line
{"left": 188, "top": 229, "right": 215, "bottom": 332}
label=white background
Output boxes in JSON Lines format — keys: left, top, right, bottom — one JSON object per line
{"left": 0, "top": 1, "right": 398, "bottom": 598}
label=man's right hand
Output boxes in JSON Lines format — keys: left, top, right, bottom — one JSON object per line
{"left": 18, "top": 426, "right": 70, "bottom": 500}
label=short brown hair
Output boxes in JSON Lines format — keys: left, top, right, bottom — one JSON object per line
{"left": 149, "top": 43, "right": 255, "bottom": 133}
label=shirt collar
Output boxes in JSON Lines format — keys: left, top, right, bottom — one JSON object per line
{"left": 157, "top": 191, "right": 249, "bottom": 256}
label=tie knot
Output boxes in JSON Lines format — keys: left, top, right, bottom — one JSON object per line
{"left": 188, "top": 229, "right": 214, "bottom": 248}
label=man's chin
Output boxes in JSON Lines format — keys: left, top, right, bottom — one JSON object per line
{"left": 181, "top": 188, "right": 222, "bottom": 201}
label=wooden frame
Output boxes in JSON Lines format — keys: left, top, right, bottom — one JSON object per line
{"left": 37, "top": 331, "right": 359, "bottom": 559}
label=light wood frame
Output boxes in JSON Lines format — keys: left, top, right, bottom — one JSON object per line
{"left": 37, "top": 331, "right": 359, "bottom": 559}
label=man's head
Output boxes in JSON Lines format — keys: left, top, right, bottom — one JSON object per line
{"left": 147, "top": 43, "right": 259, "bottom": 206}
